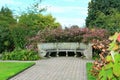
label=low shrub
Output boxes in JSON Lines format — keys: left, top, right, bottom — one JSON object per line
{"left": 2, "top": 49, "right": 40, "bottom": 60}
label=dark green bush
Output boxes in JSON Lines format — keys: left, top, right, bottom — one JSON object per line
{"left": 2, "top": 49, "right": 40, "bottom": 60}
{"left": 10, "top": 26, "right": 31, "bottom": 49}
{"left": 0, "top": 26, "right": 14, "bottom": 53}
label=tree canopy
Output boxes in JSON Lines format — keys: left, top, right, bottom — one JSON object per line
{"left": 0, "top": 6, "right": 16, "bottom": 27}
{"left": 18, "top": 13, "right": 60, "bottom": 30}
{"left": 0, "top": 7, "right": 15, "bottom": 53}
{"left": 86, "top": 0, "right": 120, "bottom": 34}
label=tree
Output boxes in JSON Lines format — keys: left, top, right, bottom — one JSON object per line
{"left": 18, "top": 13, "right": 61, "bottom": 33}
{"left": 10, "top": 0, "right": 60, "bottom": 49}
{"left": 86, "top": 0, "right": 120, "bottom": 32}
{"left": 0, "top": 6, "right": 16, "bottom": 27}
{"left": 0, "top": 26, "right": 14, "bottom": 53}
{"left": 27, "top": 0, "right": 46, "bottom": 14}
{"left": 0, "top": 7, "right": 16, "bottom": 53}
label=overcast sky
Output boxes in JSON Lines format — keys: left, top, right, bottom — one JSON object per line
{"left": 0, "top": 0, "right": 90, "bottom": 27}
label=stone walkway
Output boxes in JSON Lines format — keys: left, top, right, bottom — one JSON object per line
{"left": 9, "top": 57, "right": 93, "bottom": 80}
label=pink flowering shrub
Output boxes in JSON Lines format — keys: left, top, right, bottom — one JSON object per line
{"left": 35, "top": 27, "right": 109, "bottom": 43}
{"left": 26, "top": 27, "right": 109, "bottom": 50}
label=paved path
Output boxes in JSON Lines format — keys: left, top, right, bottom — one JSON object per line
{"left": 10, "top": 57, "right": 93, "bottom": 80}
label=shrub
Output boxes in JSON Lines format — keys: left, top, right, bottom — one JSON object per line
{"left": 29, "top": 27, "right": 108, "bottom": 43}
{"left": 91, "top": 32, "right": 120, "bottom": 80}
{"left": 10, "top": 26, "right": 31, "bottom": 49}
{"left": 92, "top": 39, "right": 110, "bottom": 59}
{"left": 2, "top": 49, "right": 40, "bottom": 60}
{"left": 26, "top": 27, "right": 108, "bottom": 51}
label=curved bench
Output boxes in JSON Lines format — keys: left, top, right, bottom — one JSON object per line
{"left": 37, "top": 42, "right": 92, "bottom": 59}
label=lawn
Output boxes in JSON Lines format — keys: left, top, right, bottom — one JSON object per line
{"left": 0, "top": 62, "right": 35, "bottom": 80}
{"left": 86, "top": 62, "right": 96, "bottom": 80}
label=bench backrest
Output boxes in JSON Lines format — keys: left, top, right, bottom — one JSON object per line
{"left": 38, "top": 43, "right": 88, "bottom": 50}
{"left": 57, "top": 43, "right": 79, "bottom": 50}
{"left": 38, "top": 43, "right": 56, "bottom": 50}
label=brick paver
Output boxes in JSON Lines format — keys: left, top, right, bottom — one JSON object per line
{"left": 9, "top": 57, "right": 93, "bottom": 80}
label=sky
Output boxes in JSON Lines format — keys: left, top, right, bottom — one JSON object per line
{"left": 0, "top": 0, "right": 90, "bottom": 27}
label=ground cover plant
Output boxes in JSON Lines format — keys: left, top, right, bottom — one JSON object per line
{"left": 0, "top": 62, "right": 35, "bottom": 80}
{"left": 86, "top": 63, "right": 96, "bottom": 80}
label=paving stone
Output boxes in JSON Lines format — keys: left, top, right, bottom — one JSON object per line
{"left": 9, "top": 57, "right": 93, "bottom": 80}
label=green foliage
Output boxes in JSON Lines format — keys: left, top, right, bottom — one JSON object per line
{"left": 13, "top": 13, "right": 61, "bottom": 49}
{"left": 18, "top": 13, "right": 60, "bottom": 31}
{"left": 0, "top": 26, "right": 14, "bottom": 53}
{"left": 2, "top": 49, "right": 40, "bottom": 60}
{"left": 98, "top": 54, "right": 120, "bottom": 80}
{"left": 0, "top": 2, "right": 60, "bottom": 52}
{"left": 0, "top": 62, "right": 35, "bottom": 80}
{"left": 0, "top": 7, "right": 16, "bottom": 53}
{"left": 86, "top": 63, "right": 96, "bottom": 80}
{"left": 0, "top": 6, "right": 16, "bottom": 27}
{"left": 93, "top": 33, "right": 120, "bottom": 80}
{"left": 94, "top": 9, "right": 120, "bottom": 34}
{"left": 86, "top": 0, "right": 120, "bottom": 34}
{"left": 27, "top": 0, "right": 46, "bottom": 14}
{"left": 10, "top": 26, "right": 31, "bottom": 49}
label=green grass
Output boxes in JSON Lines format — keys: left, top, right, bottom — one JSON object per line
{"left": 0, "top": 62, "right": 35, "bottom": 80}
{"left": 86, "top": 62, "right": 96, "bottom": 80}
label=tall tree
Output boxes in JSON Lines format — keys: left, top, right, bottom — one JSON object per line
{"left": 86, "top": 0, "right": 120, "bottom": 28}
{"left": 0, "top": 7, "right": 16, "bottom": 53}
{"left": 18, "top": 13, "right": 60, "bottom": 33}
{"left": 0, "top": 6, "right": 16, "bottom": 27}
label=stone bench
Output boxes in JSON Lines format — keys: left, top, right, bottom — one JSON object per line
{"left": 37, "top": 42, "right": 92, "bottom": 59}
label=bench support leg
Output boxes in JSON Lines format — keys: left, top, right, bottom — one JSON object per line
{"left": 57, "top": 51, "right": 59, "bottom": 57}
{"left": 74, "top": 51, "right": 77, "bottom": 57}
{"left": 66, "top": 51, "right": 68, "bottom": 57}
{"left": 48, "top": 52, "right": 51, "bottom": 57}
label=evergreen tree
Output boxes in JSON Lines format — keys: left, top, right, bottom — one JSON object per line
{"left": 86, "top": 0, "right": 120, "bottom": 28}
{"left": 0, "top": 7, "right": 16, "bottom": 53}
{"left": 0, "top": 6, "right": 16, "bottom": 27}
